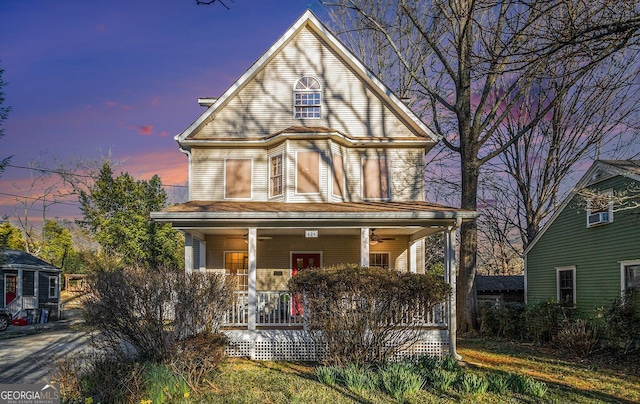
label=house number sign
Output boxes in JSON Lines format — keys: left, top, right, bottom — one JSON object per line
{"left": 305, "top": 230, "right": 318, "bottom": 238}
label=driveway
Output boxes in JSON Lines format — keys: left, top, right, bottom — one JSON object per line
{"left": 0, "top": 311, "right": 90, "bottom": 384}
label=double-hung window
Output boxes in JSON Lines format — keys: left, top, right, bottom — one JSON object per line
{"left": 294, "top": 77, "right": 321, "bottom": 119}
{"left": 369, "top": 253, "right": 390, "bottom": 269}
{"left": 270, "top": 154, "right": 283, "bottom": 197}
{"left": 556, "top": 266, "right": 576, "bottom": 307}
{"left": 621, "top": 261, "right": 640, "bottom": 293}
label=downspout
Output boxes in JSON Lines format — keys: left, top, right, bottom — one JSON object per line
{"left": 178, "top": 147, "right": 192, "bottom": 200}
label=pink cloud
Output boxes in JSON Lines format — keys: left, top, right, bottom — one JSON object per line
{"left": 160, "top": 131, "right": 168, "bottom": 137}
{"left": 95, "top": 23, "right": 106, "bottom": 33}
{"left": 151, "top": 97, "right": 159, "bottom": 106}
{"left": 106, "top": 100, "right": 133, "bottom": 111}
{"left": 137, "top": 125, "right": 153, "bottom": 136}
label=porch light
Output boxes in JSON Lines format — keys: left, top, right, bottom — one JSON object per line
{"left": 369, "top": 239, "right": 378, "bottom": 245}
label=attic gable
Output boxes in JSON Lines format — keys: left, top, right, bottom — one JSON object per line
{"left": 177, "top": 10, "right": 436, "bottom": 145}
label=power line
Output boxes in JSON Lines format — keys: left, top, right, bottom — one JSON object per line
{"left": 0, "top": 191, "right": 81, "bottom": 207}
{"left": 4, "top": 164, "right": 188, "bottom": 188}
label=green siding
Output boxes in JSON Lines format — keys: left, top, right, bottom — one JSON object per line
{"left": 526, "top": 176, "right": 640, "bottom": 315}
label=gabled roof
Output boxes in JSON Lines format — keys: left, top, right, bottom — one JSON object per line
{"left": 175, "top": 10, "right": 437, "bottom": 144}
{"left": 0, "top": 249, "right": 61, "bottom": 272}
{"left": 523, "top": 160, "right": 640, "bottom": 255}
{"left": 476, "top": 275, "right": 524, "bottom": 292}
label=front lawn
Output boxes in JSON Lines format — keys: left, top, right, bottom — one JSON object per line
{"left": 195, "top": 339, "right": 639, "bottom": 403}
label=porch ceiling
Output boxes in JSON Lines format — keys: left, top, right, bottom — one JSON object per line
{"left": 151, "top": 201, "right": 477, "bottom": 231}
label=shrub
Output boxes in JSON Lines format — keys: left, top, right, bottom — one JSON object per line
{"left": 457, "top": 372, "right": 489, "bottom": 396}
{"left": 603, "top": 291, "right": 640, "bottom": 354}
{"left": 288, "top": 264, "right": 450, "bottom": 365}
{"left": 478, "top": 301, "right": 525, "bottom": 339}
{"left": 54, "top": 350, "right": 145, "bottom": 403}
{"left": 83, "top": 266, "right": 234, "bottom": 362}
{"left": 341, "top": 363, "right": 379, "bottom": 392}
{"left": 554, "top": 318, "right": 599, "bottom": 357}
{"left": 523, "top": 300, "right": 564, "bottom": 342}
{"left": 169, "top": 331, "right": 228, "bottom": 392}
{"left": 379, "top": 362, "right": 424, "bottom": 402}
{"left": 412, "top": 354, "right": 440, "bottom": 376}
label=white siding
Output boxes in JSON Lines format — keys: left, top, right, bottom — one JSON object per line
{"left": 194, "top": 28, "right": 419, "bottom": 140}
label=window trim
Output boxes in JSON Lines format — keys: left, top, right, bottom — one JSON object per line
{"left": 556, "top": 266, "right": 576, "bottom": 307}
{"left": 224, "top": 251, "right": 249, "bottom": 291}
{"left": 223, "top": 157, "right": 253, "bottom": 200}
{"left": 269, "top": 153, "right": 284, "bottom": 198}
{"left": 586, "top": 189, "right": 613, "bottom": 227}
{"left": 48, "top": 275, "right": 59, "bottom": 299}
{"left": 369, "top": 252, "right": 391, "bottom": 270}
{"left": 620, "top": 260, "right": 640, "bottom": 295}
{"left": 293, "top": 76, "right": 322, "bottom": 119}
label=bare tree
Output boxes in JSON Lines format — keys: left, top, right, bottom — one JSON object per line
{"left": 0, "top": 64, "right": 11, "bottom": 178}
{"left": 323, "top": 0, "right": 640, "bottom": 332}
{"left": 195, "top": 0, "right": 232, "bottom": 9}
{"left": 492, "top": 56, "right": 640, "bottom": 250}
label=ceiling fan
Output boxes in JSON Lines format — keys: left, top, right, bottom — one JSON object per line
{"left": 226, "top": 234, "right": 273, "bottom": 241}
{"left": 370, "top": 229, "right": 395, "bottom": 245}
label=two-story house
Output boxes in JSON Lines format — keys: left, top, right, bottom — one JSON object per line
{"left": 152, "top": 10, "right": 476, "bottom": 360}
{"left": 525, "top": 160, "right": 640, "bottom": 315}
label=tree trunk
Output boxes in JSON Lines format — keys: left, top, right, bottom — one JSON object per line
{"left": 457, "top": 158, "right": 479, "bottom": 334}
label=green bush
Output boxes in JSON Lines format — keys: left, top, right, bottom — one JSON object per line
{"left": 379, "top": 362, "right": 424, "bottom": 402}
{"left": 603, "top": 291, "right": 640, "bottom": 354}
{"left": 478, "top": 301, "right": 525, "bottom": 339}
{"left": 288, "top": 264, "right": 450, "bottom": 365}
{"left": 523, "top": 300, "right": 564, "bottom": 342}
{"left": 458, "top": 372, "right": 489, "bottom": 396}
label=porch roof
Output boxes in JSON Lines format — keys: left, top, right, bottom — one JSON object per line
{"left": 0, "top": 249, "right": 62, "bottom": 273}
{"left": 152, "top": 201, "right": 477, "bottom": 228}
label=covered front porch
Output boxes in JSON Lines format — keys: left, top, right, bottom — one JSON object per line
{"left": 152, "top": 201, "right": 476, "bottom": 360}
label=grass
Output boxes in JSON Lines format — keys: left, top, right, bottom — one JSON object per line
{"left": 149, "top": 338, "right": 640, "bottom": 403}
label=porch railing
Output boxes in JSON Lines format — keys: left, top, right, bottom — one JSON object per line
{"left": 224, "top": 291, "right": 447, "bottom": 328}
{"left": 6, "top": 296, "right": 38, "bottom": 317}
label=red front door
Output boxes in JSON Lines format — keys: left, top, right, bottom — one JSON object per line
{"left": 5, "top": 274, "right": 17, "bottom": 306}
{"left": 291, "top": 253, "right": 321, "bottom": 315}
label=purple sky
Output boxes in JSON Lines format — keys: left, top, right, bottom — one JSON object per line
{"left": 0, "top": 0, "right": 321, "bottom": 222}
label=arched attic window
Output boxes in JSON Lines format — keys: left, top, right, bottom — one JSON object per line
{"left": 294, "top": 76, "right": 322, "bottom": 119}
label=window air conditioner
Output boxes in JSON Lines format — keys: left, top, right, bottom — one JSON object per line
{"left": 588, "top": 211, "right": 609, "bottom": 226}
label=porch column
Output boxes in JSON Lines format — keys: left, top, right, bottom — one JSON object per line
{"left": 17, "top": 268, "right": 23, "bottom": 312}
{"left": 199, "top": 240, "right": 206, "bottom": 272}
{"left": 444, "top": 226, "right": 460, "bottom": 359}
{"left": 247, "top": 228, "right": 257, "bottom": 332}
{"left": 360, "top": 227, "right": 370, "bottom": 267}
{"left": 34, "top": 270, "right": 39, "bottom": 309}
{"left": 184, "top": 232, "right": 193, "bottom": 274}
{"left": 409, "top": 242, "right": 418, "bottom": 274}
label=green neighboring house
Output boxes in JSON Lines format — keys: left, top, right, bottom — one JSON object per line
{"left": 524, "top": 160, "right": 640, "bottom": 315}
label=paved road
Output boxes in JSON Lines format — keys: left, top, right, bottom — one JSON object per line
{"left": 0, "top": 328, "right": 90, "bottom": 384}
